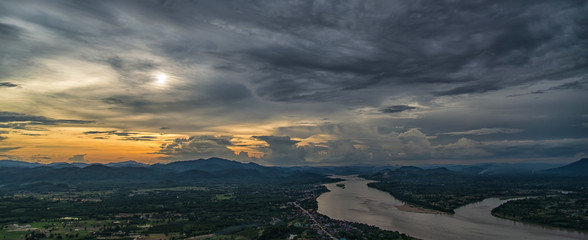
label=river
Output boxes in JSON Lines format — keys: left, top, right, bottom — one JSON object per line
{"left": 316, "top": 176, "right": 587, "bottom": 240}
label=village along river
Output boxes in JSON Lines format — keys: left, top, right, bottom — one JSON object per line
{"left": 316, "top": 176, "right": 586, "bottom": 240}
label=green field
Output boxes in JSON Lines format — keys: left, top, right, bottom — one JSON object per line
{"left": 0, "top": 182, "right": 412, "bottom": 240}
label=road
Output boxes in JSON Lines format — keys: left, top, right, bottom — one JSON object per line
{"left": 293, "top": 202, "right": 337, "bottom": 240}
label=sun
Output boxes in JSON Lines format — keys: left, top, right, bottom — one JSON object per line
{"left": 156, "top": 73, "right": 168, "bottom": 85}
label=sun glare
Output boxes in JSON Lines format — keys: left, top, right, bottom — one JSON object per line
{"left": 156, "top": 73, "right": 168, "bottom": 85}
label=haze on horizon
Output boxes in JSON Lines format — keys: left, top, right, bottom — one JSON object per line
{"left": 0, "top": 0, "right": 587, "bottom": 166}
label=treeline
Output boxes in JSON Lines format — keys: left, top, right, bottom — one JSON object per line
{"left": 492, "top": 193, "right": 588, "bottom": 230}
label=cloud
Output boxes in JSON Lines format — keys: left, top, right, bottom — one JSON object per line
{"left": 121, "top": 136, "right": 157, "bottom": 141}
{"left": 156, "top": 135, "right": 238, "bottom": 160}
{"left": 465, "top": 138, "right": 588, "bottom": 160}
{"left": 434, "top": 82, "right": 502, "bottom": 96}
{"left": 398, "top": 128, "right": 434, "bottom": 159}
{"left": 83, "top": 130, "right": 117, "bottom": 135}
{"left": 68, "top": 154, "right": 87, "bottom": 162}
{"left": 83, "top": 130, "right": 137, "bottom": 136}
{"left": 0, "top": 154, "right": 21, "bottom": 161}
{"left": 30, "top": 154, "right": 51, "bottom": 162}
{"left": 253, "top": 136, "right": 307, "bottom": 165}
{"left": 103, "top": 97, "right": 124, "bottom": 104}
{"left": 0, "top": 112, "right": 94, "bottom": 125}
{"left": 0, "top": 82, "right": 18, "bottom": 87}
{"left": 0, "top": 1, "right": 586, "bottom": 164}
{"left": 19, "top": 133, "right": 46, "bottom": 136}
{"left": 0, "top": 147, "right": 21, "bottom": 152}
{"left": 0, "top": 135, "right": 6, "bottom": 141}
{"left": 0, "top": 22, "right": 22, "bottom": 40}
{"left": 531, "top": 78, "right": 588, "bottom": 94}
{"left": 201, "top": 1, "right": 588, "bottom": 102}
{"left": 508, "top": 78, "right": 588, "bottom": 97}
{"left": 379, "top": 105, "right": 416, "bottom": 114}
{"left": 441, "top": 128, "right": 524, "bottom": 136}
{"left": 436, "top": 138, "right": 492, "bottom": 158}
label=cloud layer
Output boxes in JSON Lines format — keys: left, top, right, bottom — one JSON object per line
{"left": 0, "top": 0, "right": 586, "bottom": 164}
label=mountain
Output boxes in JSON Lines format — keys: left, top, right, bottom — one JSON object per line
{"left": 151, "top": 157, "right": 291, "bottom": 178}
{"left": 544, "top": 158, "right": 588, "bottom": 176}
{"left": 396, "top": 166, "right": 424, "bottom": 172}
{"left": 47, "top": 162, "right": 91, "bottom": 168}
{"left": 0, "top": 160, "right": 42, "bottom": 168}
{"left": 370, "top": 166, "right": 425, "bottom": 179}
{"left": 369, "top": 166, "right": 468, "bottom": 183}
{"left": 47, "top": 162, "right": 78, "bottom": 168}
{"left": 153, "top": 157, "right": 264, "bottom": 172}
{"left": 446, "top": 163, "right": 560, "bottom": 175}
{"left": 106, "top": 160, "right": 149, "bottom": 168}
{"left": 0, "top": 157, "right": 334, "bottom": 192}
{"left": 457, "top": 166, "right": 485, "bottom": 175}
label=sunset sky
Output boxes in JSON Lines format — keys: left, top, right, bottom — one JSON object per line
{"left": 1, "top": 0, "right": 587, "bottom": 165}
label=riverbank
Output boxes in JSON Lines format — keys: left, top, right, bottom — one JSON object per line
{"left": 317, "top": 175, "right": 586, "bottom": 240}
{"left": 491, "top": 195, "right": 588, "bottom": 232}
{"left": 396, "top": 204, "right": 446, "bottom": 214}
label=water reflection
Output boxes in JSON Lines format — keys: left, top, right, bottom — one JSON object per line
{"left": 317, "top": 176, "right": 586, "bottom": 240}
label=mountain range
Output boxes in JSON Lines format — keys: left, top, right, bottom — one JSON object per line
{"left": 0, "top": 157, "right": 586, "bottom": 192}
{"left": 543, "top": 158, "right": 588, "bottom": 176}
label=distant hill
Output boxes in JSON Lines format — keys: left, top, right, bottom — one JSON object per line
{"left": 106, "top": 160, "right": 149, "bottom": 168}
{"left": 152, "top": 157, "right": 292, "bottom": 178}
{"left": 447, "top": 163, "right": 560, "bottom": 175}
{"left": 47, "top": 162, "right": 91, "bottom": 168}
{"left": 544, "top": 158, "right": 588, "bottom": 176}
{"left": 396, "top": 166, "right": 424, "bottom": 172}
{"left": 0, "top": 157, "right": 336, "bottom": 192}
{"left": 370, "top": 166, "right": 461, "bottom": 182}
{"left": 456, "top": 166, "right": 485, "bottom": 175}
{"left": 152, "top": 157, "right": 265, "bottom": 172}
{"left": 0, "top": 160, "right": 42, "bottom": 168}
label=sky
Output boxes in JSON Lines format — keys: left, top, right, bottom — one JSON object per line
{"left": 0, "top": 0, "right": 587, "bottom": 166}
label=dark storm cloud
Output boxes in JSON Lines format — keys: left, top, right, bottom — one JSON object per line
{"left": 0, "top": 22, "right": 21, "bottom": 40}
{"left": 1, "top": 1, "right": 121, "bottom": 42}
{"left": 0, "top": 112, "right": 94, "bottom": 125}
{"left": 107, "top": 81, "right": 255, "bottom": 115}
{"left": 434, "top": 82, "right": 502, "bottom": 96}
{"left": 201, "top": 82, "right": 253, "bottom": 103}
{"left": 5, "top": 0, "right": 586, "bottom": 100}
{"left": 439, "top": 138, "right": 588, "bottom": 160}
{"left": 379, "top": 105, "right": 416, "bottom": 114}
{"left": 532, "top": 79, "right": 588, "bottom": 94}
{"left": 1, "top": 0, "right": 587, "bottom": 164}
{"left": 198, "top": 0, "right": 588, "bottom": 102}
{"left": 4, "top": 0, "right": 586, "bottom": 102}
{"left": 0, "top": 82, "right": 18, "bottom": 87}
